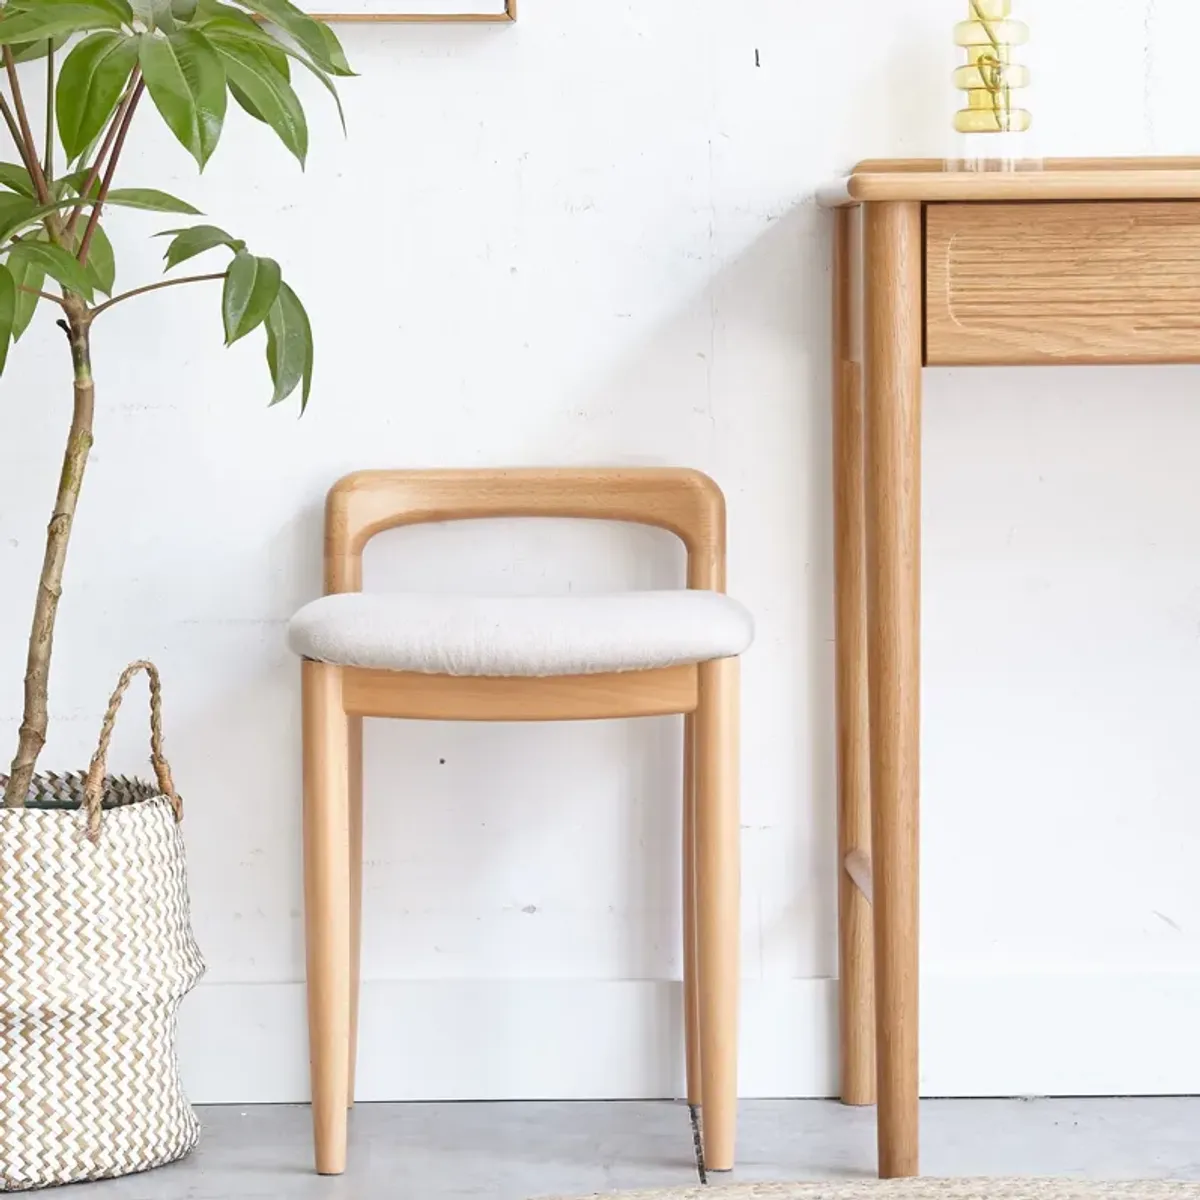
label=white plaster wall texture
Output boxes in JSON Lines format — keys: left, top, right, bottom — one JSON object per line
{"left": 2, "top": 0, "right": 1200, "bottom": 1100}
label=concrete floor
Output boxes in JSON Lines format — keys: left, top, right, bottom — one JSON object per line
{"left": 68, "top": 1099, "right": 1200, "bottom": 1199}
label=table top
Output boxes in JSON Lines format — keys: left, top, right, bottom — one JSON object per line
{"left": 817, "top": 157, "right": 1200, "bottom": 207}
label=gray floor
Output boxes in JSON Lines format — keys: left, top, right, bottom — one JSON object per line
{"left": 69, "top": 1099, "right": 1200, "bottom": 1199}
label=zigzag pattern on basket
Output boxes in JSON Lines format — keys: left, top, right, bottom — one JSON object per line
{"left": 0, "top": 774, "right": 206, "bottom": 1191}
{"left": 12, "top": 769, "right": 158, "bottom": 810}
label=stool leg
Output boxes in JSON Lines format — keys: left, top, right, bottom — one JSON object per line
{"left": 695, "top": 657, "right": 740, "bottom": 1172}
{"left": 302, "top": 660, "right": 352, "bottom": 1175}
{"left": 682, "top": 712, "right": 702, "bottom": 1107}
{"left": 347, "top": 714, "right": 364, "bottom": 1108}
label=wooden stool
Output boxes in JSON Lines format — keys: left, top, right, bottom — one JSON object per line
{"left": 287, "top": 468, "right": 754, "bottom": 1176}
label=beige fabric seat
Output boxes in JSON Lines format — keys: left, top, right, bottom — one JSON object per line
{"left": 287, "top": 590, "right": 754, "bottom": 678}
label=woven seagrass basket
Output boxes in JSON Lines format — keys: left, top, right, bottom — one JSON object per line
{"left": 0, "top": 662, "right": 205, "bottom": 1190}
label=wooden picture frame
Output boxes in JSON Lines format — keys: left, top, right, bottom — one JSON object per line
{"left": 310, "top": 0, "right": 515, "bottom": 21}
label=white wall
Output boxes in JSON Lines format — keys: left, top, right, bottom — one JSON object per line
{"left": 3, "top": 0, "right": 1200, "bottom": 1103}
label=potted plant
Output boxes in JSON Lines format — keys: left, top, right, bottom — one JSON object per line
{"left": 0, "top": 0, "right": 350, "bottom": 1188}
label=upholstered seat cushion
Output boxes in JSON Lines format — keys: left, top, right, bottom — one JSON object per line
{"left": 287, "top": 591, "right": 754, "bottom": 677}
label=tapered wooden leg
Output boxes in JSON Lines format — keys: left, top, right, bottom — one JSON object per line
{"left": 863, "top": 201, "right": 923, "bottom": 1179}
{"left": 347, "top": 714, "right": 364, "bottom": 1108}
{"left": 695, "top": 657, "right": 740, "bottom": 1172}
{"left": 833, "top": 205, "right": 876, "bottom": 1108}
{"left": 682, "top": 712, "right": 702, "bottom": 1107}
{"left": 302, "top": 660, "right": 352, "bottom": 1176}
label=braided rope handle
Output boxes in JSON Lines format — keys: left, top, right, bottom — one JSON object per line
{"left": 82, "top": 661, "right": 183, "bottom": 841}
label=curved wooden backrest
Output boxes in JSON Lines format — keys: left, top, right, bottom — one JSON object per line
{"left": 324, "top": 468, "right": 727, "bottom": 595}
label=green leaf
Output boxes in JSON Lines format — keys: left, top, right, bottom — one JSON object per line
{"left": 214, "top": 39, "right": 306, "bottom": 164}
{"left": 66, "top": 122, "right": 106, "bottom": 170}
{"left": 54, "top": 167, "right": 100, "bottom": 200}
{"left": 156, "top": 222, "right": 244, "bottom": 269}
{"left": 264, "top": 280, "right": 311, "bottom": 408}
{"left": 0, "top": 162, "right": 36, "bottom": 197}
{"left": 56, "top": 31, "right": 139, "bottom": 162}
{"left": 222, "top": 250, "right": 280, "bottom": 344}
{"left": 308, "top": 19, "right": 352, "bottom": 78}
{"left": 131, "top": 0, "right": 181, "bottom": 28}
{"left": 0, "top": 188, "right": 199, "bottom": 250}
{"left": 241, "top": 0, "right": 352, "bottom": 77}
{"left": 11, "top": 257, "right": 43, "bottom": 341}
{"left": 0, "top": 264, "right": 16, "bottom": 374}
{"left": 205, "top": 21, "right": 350, "bottom": 133}
{"left": 10, "top": 33, "right": 70, "bottom": 63}
{"left": 198, "top": 18, "right": 289, "bottom": 78}
{"left": 170, "top": 30, "right": 226, "bottom": 163}
{"left": 78, "top": 0, "right": 135, "bottom": 23}
{"left": 0, "top": 187, "right": 198, "bottom": 247}
{"left": 190, "top": 0, "right": 258, "bottom": 27}
{"left": 7, "top": 240, "right": 94, "bottom": 301}
{"left": 229, "top": 77, "right": 273, "bottom": 123}
{"left": 144, "top": 0, "right": 178, "bottom": 31}
{"left": 138, "top": 34, "right": 193, "bottom": 155}
{"left": 2, "top": 0, "right": 130, "bottom": 13}
{"left": 0, "top": 1, "right": 123, "bottom": 46}
{"left": 84, "top": 222, "right": 116, "bottom": 295}
{"left": 139, "top": 29, "right": 227, "bottom": 168}
{"left": 296, "top": 54, "right": 342, "bottom": 131}
{"left": 102, "top": 187, "right": 202, "bottom": 213}
{"left": 56, "top": 209, "right": 116, "bottom": 296}
{"left": 172, "top": 0, "right": 198, "bottom": 21}
{"left": 0, "top": 192, "right": 39, "bottom": 243}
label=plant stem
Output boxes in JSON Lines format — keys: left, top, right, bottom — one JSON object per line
{"left": 18, "top": 284, "right": 68, "bottom": 307}
{"left": 89, "top": 272, "right": 226, "bottom": 319}
{"left": 43, "top": 40, "right": 53, "bottom": 185}
{"left": 65, "top": 73, "right": 139, "bottom": 240}
{"left": 3, "top": 47, "right": 50, "bottom": 206}
{"left": 3, "top": 301, "right": 94, "bottom": 808}
{"left": 0, "top": 92, "right": 39, "bottom": 193}
{"left": 0, "top": 92, "right": 23, "bottom": 157}
{"left": 78, "top": 78, "right": 143, "bottom": 267}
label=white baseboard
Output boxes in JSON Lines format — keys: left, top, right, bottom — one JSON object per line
{"left": 177, "top": 973, "right": 1200, "bottom": 1105}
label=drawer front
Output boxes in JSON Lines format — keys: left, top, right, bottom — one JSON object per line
{"left": 925, "top": 201, "right": 1200, "bottom": 365}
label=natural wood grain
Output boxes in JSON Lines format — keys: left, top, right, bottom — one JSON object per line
{"left": 926, "top": 201, "right": 1200, "bottom": 366}
{"left": 341, "top": 664, "right": 700, "bottom": 721}
{"left": 306, "top": 467, "right": 742, "bottom": 1174}
{"left": 818, "top": 157, "right": 1200, "bottom": 207}
{"left": 825, "top": 154, "right": 1200, "bottom": 1178}
{"left": 695, "top": 656, "right": 740, "bottom": 1173}
{"left": 863, "top": 202, "right": 923, "bottom": 1180}
{"left": 346, "top": 714, "right": 363, "bottom": 1108}
{"left": 302, "top": 660, "right": 352, "bottom": 1176}
{"left": 832, "top": 205, "right": 876, "bottom": 1110}
{"left": 325, "top": 468, "right": 726, "bottom": 596}
{"left": 682, "top": 711, "right": 702, "bottom": 1107}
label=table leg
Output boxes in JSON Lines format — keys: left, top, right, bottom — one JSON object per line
{"left": 833, "top": 205, "right": 876, "bottom": 1107}
{"left": 862, "top": 200, "right": 922, "bottom": 1179}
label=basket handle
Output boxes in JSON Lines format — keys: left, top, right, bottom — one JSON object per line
{"left": 83, "top": 660, "right": 183, "bottom": 842}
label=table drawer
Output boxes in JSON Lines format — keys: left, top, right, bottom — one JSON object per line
{"left": 925, "top": 201, "right": 1200, "bottom": 366}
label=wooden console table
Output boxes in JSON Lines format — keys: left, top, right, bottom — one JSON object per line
{"left": 820, "top": 158, "right": 1200, "bottom": 1179}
